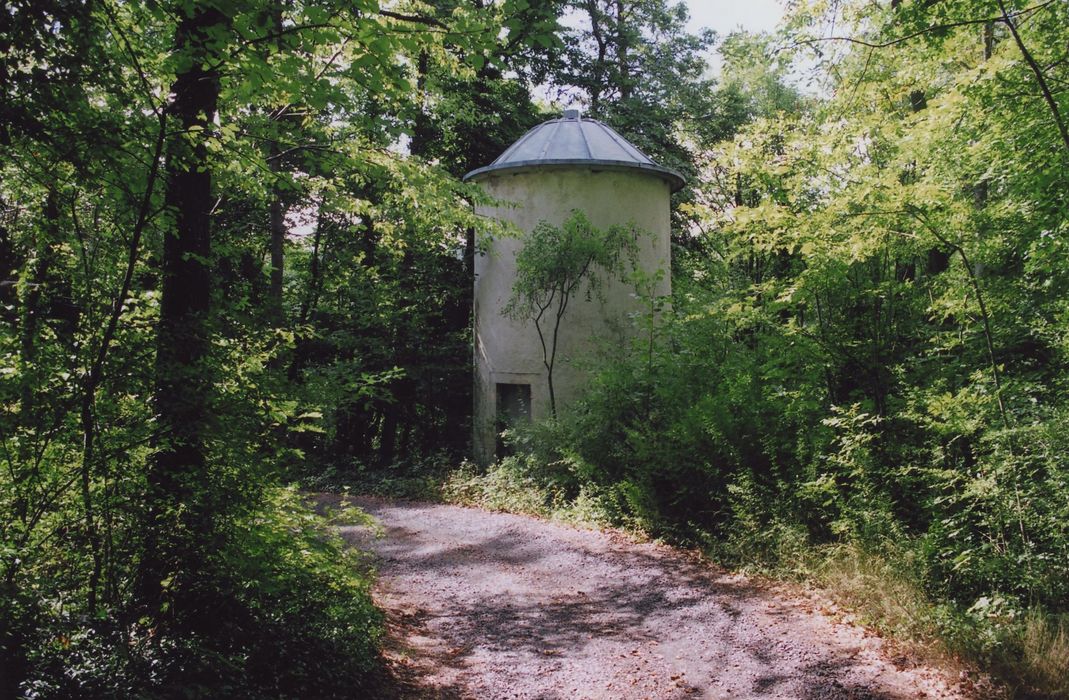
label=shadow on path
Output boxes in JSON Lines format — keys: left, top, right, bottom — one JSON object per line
{"left": 319, "top": 494, "right": 961, "bottom": 700}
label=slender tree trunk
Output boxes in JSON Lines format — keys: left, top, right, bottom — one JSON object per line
{"left": 614, "top": 0, "right": 631, "bottom": 101}
{"left": 80, "top": 110, "right": 168, "bottom": 615}
{"left": 379, "top": 407, "right": 398, "bottom": 465}
{"left": 584, "top": 0, "right": 607, "bottom": 116}
{"left": 267, "top": 5, "right": 286, "bottom": 322}
{"left": 139, "top": 3, "right": 226, "bottom": 623}
{"left": 298, "top": 207, "right": 325, "bottom": 324}
{"left": 546, "top": 289, "right": 573, "bottom": 419}
{"left": 268, "top": 180, "right": 285, "bottom": 320}
{"left": 911, "top": 211, "right": 1011, "bottom": 432}
{"left": 996, "top": 0, "right": 1069, "bottom": 155}
{"left": 17, "top": 190, "right": 55, "bottom": 417}
{"left": 410, "top": 50, "right": 433, "bottom": 158}
{"left": 13, "top": 188, "right": 58, "bottom": 525}
{"left": 0, "top": 570, "right": 26, "bottom": 700}
{"left": 814, "top": 292, "right": 836, "bottom": 403}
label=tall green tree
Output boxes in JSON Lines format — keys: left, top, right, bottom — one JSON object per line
{"left": 0, "top": 0, "right": 556, "bottom": 694}
{"left": 548, "top": 0, "right": 733, "bottom": 229}
{"left": 138, "top": 0, "right": 229, "bottom": 626}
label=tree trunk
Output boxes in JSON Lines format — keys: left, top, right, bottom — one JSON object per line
{"left": 614, "top": 0, "right": 631, "bottom": 102}
{"left": 585, "top": 0, "right": 607, "bottom": 116}
{"left": 378, "top": 406, "right": 398, "bottom": 465}
{"left": 80, "top": 109, "right": 168, "bottom": 615}
{"left": 298, "top": 207, "right": 325, "bottom": 324}
{"left": 0, "top": 575, "right": 27, "bottom": 700}
{"left": 266, "top": 5, "right": 286, "bottom": 322}
{"left": 13, "top": 188, "right": 58, "bottom": 525}
{"left": 139, "top": 3, "right": 226, "bottom": 623}
{"left": 268, "top": 182, "right": 285, "bottom": 320}
{"left": 410, "top": 50, "right": 433, "bottom": 158}
{"left": 996, "top": 0, "right": 1069, "bottom": 155}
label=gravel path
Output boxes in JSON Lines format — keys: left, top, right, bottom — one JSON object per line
{"left": 333, "top": 495, "right": 969, "bottom": 700}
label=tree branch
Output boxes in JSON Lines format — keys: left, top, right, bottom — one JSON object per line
{"left": 793, "top": 0, "right": 1056, "bottom": 50}
{"left": 996, "top": 0, "right": 1069, "bottom": 155}
{"left": 378, "top": 9, "right": 449, "bottom": 30}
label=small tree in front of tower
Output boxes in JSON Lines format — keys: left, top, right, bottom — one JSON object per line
{"left": 504, "top": 210, "right": 638, "bottom": 417}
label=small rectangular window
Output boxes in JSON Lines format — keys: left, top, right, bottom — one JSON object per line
{"left": 495, "top": 383, "right": 531, "bottom": 457}
{"left": 496, "top": 383, "right": 531, "bottom": 424}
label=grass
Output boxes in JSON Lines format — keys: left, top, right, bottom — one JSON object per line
{"left": 813, "top": 545, "right": 1069, "bottom": 698}
{"left": 1017, "top": 613, "right": 1069, "bottom": 698}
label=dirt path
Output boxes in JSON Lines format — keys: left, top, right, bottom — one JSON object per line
{"left": 335, "top": 495, "right": 969, "bottom": 700}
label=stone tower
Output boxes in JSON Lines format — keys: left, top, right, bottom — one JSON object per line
{"left": 464, "top": 110, "right": 683, "bottom": 464}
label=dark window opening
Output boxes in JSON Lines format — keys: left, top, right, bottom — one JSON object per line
{"left": 495, "top": 383, "right": 531, "bottom": 457}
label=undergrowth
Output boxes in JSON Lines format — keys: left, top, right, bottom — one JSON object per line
{"left": 19, "top": 486, "right": 383, "bottom": 699}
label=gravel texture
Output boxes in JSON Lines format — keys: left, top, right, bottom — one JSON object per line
{"left": 332, "top": 495, "right": 970, "bottom": 700}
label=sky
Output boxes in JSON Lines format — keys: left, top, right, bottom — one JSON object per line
{"left": 685, "top": 0, "right": 785, "bottom": 37}
{"left": 542, "top": 0, "right": 789, "bottom": 107}
{"left": 684, "top": 0, "right": 786, "bottom": 74}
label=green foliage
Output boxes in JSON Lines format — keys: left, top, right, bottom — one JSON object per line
{"left": 0, "top": 0, "right": 554, "bottom": 695}
{"left": 23, "top": 488, "right": 381, "bottom": 699}
{"left": 505, "top": 210, "right": 640, "bottom": 415}
{"left": 469, "top": 3, "right": 1069, "bottom": 692}
{"left": 441, "top": 441, "right": 618, "bottom": 531}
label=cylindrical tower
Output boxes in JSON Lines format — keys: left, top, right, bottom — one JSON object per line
{"left": 464, "top": 110, "right": 683, "bottom": 464}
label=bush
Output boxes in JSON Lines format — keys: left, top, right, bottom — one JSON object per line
{"left": 21, "top": 487, "right": 382, "bottom": 699}
{"left": 469, "top": 280, "right": 1069, "bottom": 696}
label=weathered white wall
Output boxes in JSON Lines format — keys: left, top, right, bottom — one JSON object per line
{"left": 472, "top": 166, "right": 672, "bottom": 464}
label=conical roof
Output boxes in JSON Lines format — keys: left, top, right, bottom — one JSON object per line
{"left": 463, "top": 110, "right": 685, "bottom": 192}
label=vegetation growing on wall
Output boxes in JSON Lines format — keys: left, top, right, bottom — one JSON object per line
{"left": 504, "top": 210, "right": 639, "bottom": 416}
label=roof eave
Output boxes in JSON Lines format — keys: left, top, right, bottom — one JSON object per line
{"left": 463, "top": 159, "right": 686, "bottom": 193}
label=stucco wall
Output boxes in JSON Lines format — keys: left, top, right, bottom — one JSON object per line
{"left": 472, "top": 166, "right": 672, "bottom": 464}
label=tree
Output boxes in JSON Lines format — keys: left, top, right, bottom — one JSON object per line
{"left": 137, "top": 0, "right": 228, "bottom": 627}
{"left": 0, "top": 0, "right": 559, "bottom": 693}
{"left": 504, "top": 210, "right": 637, "bottom": 416}
{"left": 548, "top": 0, "right": 733, "bottom": 230}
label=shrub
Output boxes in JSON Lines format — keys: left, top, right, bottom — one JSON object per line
{"left": 21, "top": 487, "right": 382, "bottom": 699}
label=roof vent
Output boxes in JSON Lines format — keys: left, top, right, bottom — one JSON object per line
{"left": 563, "top": 108, "right": 581, "bottom": 120}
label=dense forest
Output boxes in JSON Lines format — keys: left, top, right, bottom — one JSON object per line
{"left": 2, "top": 0, "right": 1068, "bottom": 697}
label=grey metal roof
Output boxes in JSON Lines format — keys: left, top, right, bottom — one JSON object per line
{"left": 463, "top": 110, "right": 685, "bottom": 192}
